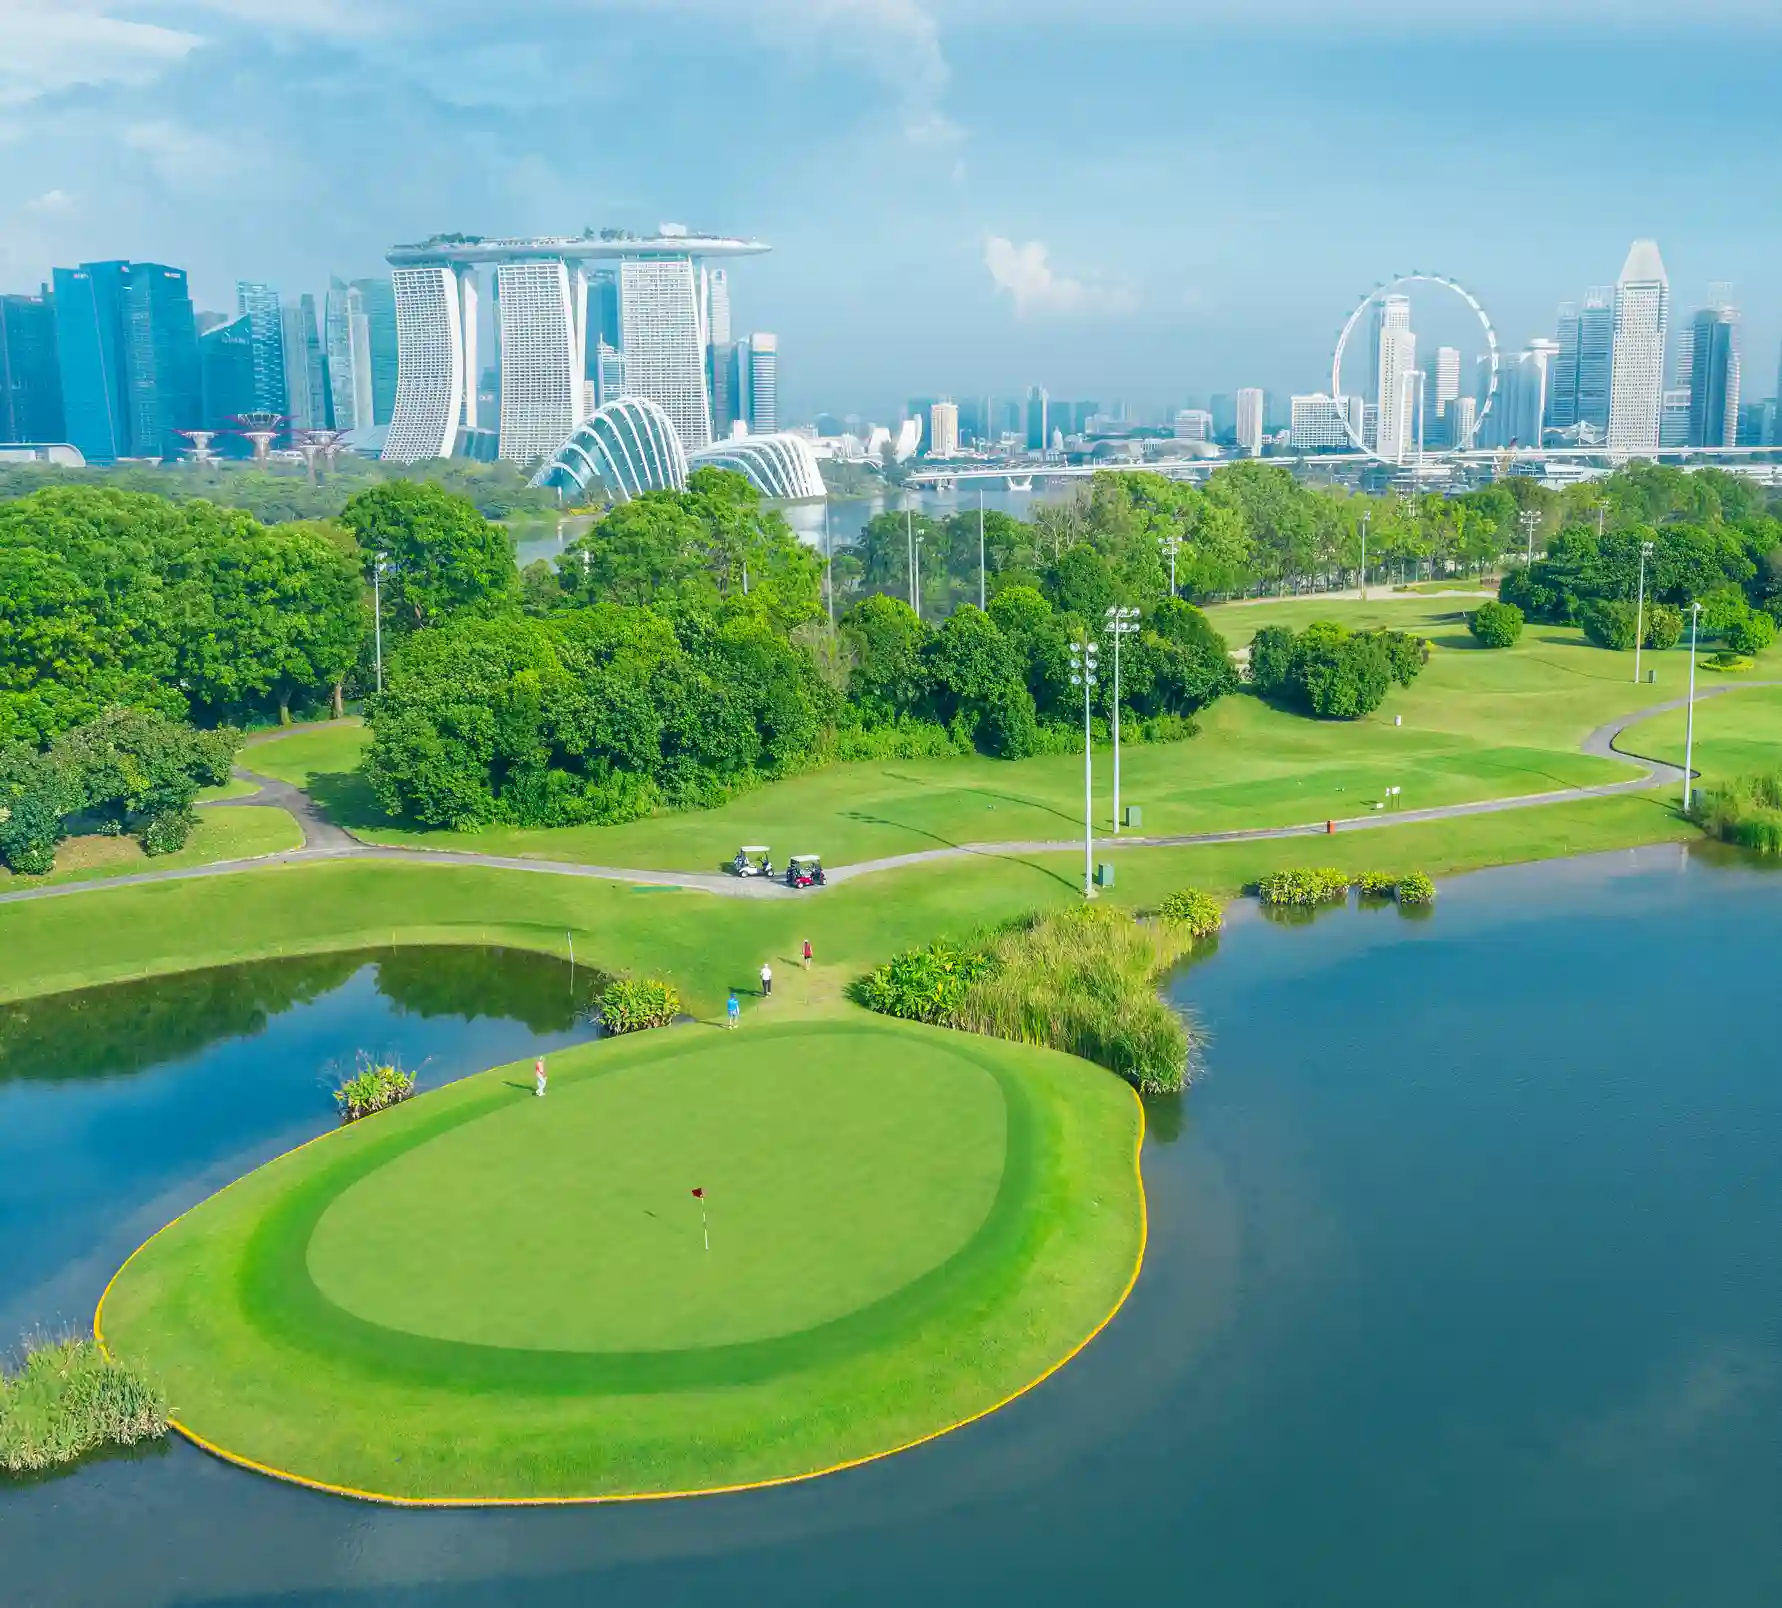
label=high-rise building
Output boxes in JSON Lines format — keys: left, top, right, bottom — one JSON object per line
{"left": 1687, "top": 301, "right": 1740, "bottom": 449}
{"left": 1551, "top": 291, "right": 1615, "bottom": 438}
{"left": 1209, "top": 393, "right": 1236, "bottom": 442}
{"left": 1607, "top": 239, "right": 1669, "bottom": 455}
{"left": 705, "top": 269, "right": 731, "bottom": 348}
{"left": 618, "top": 257, "right": 715, "bottom": 452}
{"left": 199, "top": 315, "right": 258, "bottom": 440}
{"left": 0, "top": 290, "right": 65, "bottom": 444}
{"left": 1492, "top": 340, "right": 1559, "bottom": 449}
{"left": 1025, "top": 385, "right": 1048, "bottom": 451}
{"left": 1288, "top": 394, "right": 1362, "bottom": 451}
{"left": 52, "top": 260, "right": 197, "bottom": 461}
{"left": 1447, "top": 395, "right": 1479, "bottom": 451}
{"left": 494, "top": 259, "right": 582, "bottom": 463}
{"left": 1660, "top": 390, "right": 1692, "bottom": 448}
{"left": 325, "top": 279, "right": 374, "bottom": 433}
{"left": 928, "top": 400, "right": 959, "bottom": 458}
{"left": 746, "top": 332, "right": 777, "bottom": 434}
{"left": 1430, "top": 346, "right": 1460, "bottom": 419}
{"left": 280, "top": 296, "right": 330, "bottom": 431}
{"left": 1173, "top": 408, "right": 1213, "bottom": 442}
{"left": 1549, "top": 302, "right": 1582, "bottom": 431}
{"left": 1235, "top": 388, "right": 1265, "bottom": 457}
{"left": 383, "top": 265, "right": 472, "bottom": 462}
{"left": 351, "top": 278, "right": 399, "bottom": 426}
{"left": 1374, "top": 296, "right": 1417, "bottom": 463}
{"left": 235, "top": 282, "right": 289, "bottom": 416}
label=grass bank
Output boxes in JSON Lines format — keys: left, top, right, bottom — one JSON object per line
{"left": 0, "top": 807, "right": 300, "bottom": 893}
{"left": 1, "top": 1336, "right": 167, "bottom": 1475}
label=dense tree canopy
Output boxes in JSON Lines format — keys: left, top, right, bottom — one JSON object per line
{"left": 341, "top": 481, "right": 517, "bottom": 634}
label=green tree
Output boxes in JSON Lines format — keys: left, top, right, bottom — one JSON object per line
{"left": 341, "top": 482, "right": 516, "bottom": 632}
{"left": 841, "top": 594, "right": 931, "bottom": 720}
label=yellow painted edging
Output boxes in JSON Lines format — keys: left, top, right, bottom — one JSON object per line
{"left": 96, "top": 1083, "right": 1149, "bottom": 1509}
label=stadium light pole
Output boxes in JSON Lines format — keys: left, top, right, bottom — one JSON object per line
{"left": 1682, "top": 600, "right": 1702, "bottom": 813}
{"left": 824, "top": 500, "right": 835, "bottom": 626}
{"left": 372, "top": 552, "right": 389, "bottom": 696}
{"left": 1520, "top": 508, "right": 1540, "bottom": 568}
{"left": 1161, "top": 534, "right": 1181, "bottom": 597}
{"left": 906, "top": 509, "right": 915, "bottom": 612}
{"left": 1104, "top": 605, "right": 1140, "bottom": 832}
{"left": 1068, "top": 636, "right": 1098, "bottom": 898}
{"left": 1632, "top": 539, "right": 1654, "bottom": 684}
{"left": 979, "top": 489, "right": 987, "bottom": 611}
{"left": 1359, "top": 510, "right": 1370, "bottom": 600}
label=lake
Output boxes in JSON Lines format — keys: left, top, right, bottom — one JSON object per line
{"left": 3, "top": 849, "right": 1778, "bottom": 1606}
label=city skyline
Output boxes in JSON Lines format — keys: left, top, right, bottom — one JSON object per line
{"left": 4, "top": 6, "right": 1781, "bottom": 417}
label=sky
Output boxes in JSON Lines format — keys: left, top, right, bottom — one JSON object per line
{"left": 4, "top": 0, "right": 1782, "bottom": 420}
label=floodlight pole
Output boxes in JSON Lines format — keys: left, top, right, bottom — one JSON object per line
{"left": 1161, "top": 534, "right": 1181, "bottom": 596}
{"left": 372, "top": 552, "right": 388, "bottom": 696}
{"left": 906, "top": 509, "right": 915, "bottom": 612}
{"left": 1682, "top": 601, "right": 1702, "bottom": 813}
{"left": 1104, "top": 605, "right": 1139, "bottom": 832}
{"left": 824, "top": 500, "right": 835, "bottom": 625}
{"left": 979, "top": 489, "right": 987, "bottom": 611}
{"left": 1633, "top": 539, "right": 1653, "bottom": 684}
{"left": 1069, "top": 637, "right": 1098, "bottom": 898}
{"left": 1520, "top": 508, "right": 1540, "bottom": 567}
{"left": 1359, "top": 511, "right": 1370, "bottom": 600}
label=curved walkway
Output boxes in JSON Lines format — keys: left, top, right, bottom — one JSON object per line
{"left": 1, "top": 684, "right": 1772, "bottom": 909}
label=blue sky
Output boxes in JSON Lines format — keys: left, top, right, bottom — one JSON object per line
{"left": 4, "top": 1, "right": 1780, "bottom": 419}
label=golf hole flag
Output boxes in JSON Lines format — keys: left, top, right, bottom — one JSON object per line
{"left": 692, "top": 1188, "right": 709, "bottom": 1251}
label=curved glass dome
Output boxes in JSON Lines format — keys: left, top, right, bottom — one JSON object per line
{"left": 688, "top": 433, "right": 826, "bottom": 501}
{"left": 531, "top": 395, "right": 689, "bottom": 500}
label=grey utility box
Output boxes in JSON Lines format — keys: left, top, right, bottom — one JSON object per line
{"left": 1123, "top": 805, "right": 1143, "bottom": 829}
{"left": 1095, "top": 861, "right": 1117, "bottom": 889}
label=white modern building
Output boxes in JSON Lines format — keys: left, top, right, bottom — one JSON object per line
{"left": 928, "top": 400, "right": 959, "bottom": 458}
{"left": 1606, "top": 239, "right": 1669, "bottom": 456}
{"left": 1173, "top": 408, "right": 1213, "bottom": 442}
{"left": 746, "top": 332, "right": 778, "bottom": 434}
{"left": 690, "top": 432, "right": 826, "bottom": 501}
{"left": 531, "top": 395, "right": 688, "bottom": 500}
{"left": 381, "top": 231, "right": 768, "bottom": 465}
{"left": 1235, "top": 388, "right": 1265, "bottom": 456}
{"left": 1447, "top": 395, "right": 1478, "bottom": 451}
{"left": 1374, "top": 295, "right": 1417, "bottom": 463}
{"left": 1289, "top": 393, "right": 1363, "bottom": 451}
{"left": 1430, "top": 346, "right": 1460, "bottom": 421}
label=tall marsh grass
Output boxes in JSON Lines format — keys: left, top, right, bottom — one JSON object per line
{"left": 1, "top": 1336, "right": 167, "bottom": 1475}
{"left": 1691, "top": 771, "right": 1782, "bottom": 856}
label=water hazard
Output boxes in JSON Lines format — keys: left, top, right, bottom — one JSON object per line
{"left": 3, "top": 855, "right": 1779, "bottom": 1605}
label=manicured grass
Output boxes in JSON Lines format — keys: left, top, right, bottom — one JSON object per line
{"left": 97, "top": 1018, "right": 1143, "bottom": 1501}
{"left": 0, "top": 807, "right": 301, "bottom": 893}
{"left": 242, "top": 720, "right": 369, "bottom": 789}
{"left": 0, "top": 792, "right": 1695, "bottom": 1010}
{"left": 197, "top": 777, "right": 263, "bottom": 802}
{"left": 1614, "top": 683, "right": 1782, "bottom": 785}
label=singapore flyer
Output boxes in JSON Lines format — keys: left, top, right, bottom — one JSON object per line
{"left": 1331, "top": 273, "right": 1499, "bottom": 463}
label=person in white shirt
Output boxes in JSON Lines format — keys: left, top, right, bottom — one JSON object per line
{"left": 760, "top": 961, "right": 773, "bottom": 998}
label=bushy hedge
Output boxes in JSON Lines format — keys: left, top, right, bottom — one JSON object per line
{"left": 1468, "top": 599, "right": 1524, "bottom": 648}
{"left": 1256, "top": 867, "right": 1351, "bottom": 906}
{"left": 1249, "top": 622, "right": 1427, "bottom": 719}
{"left": 1395, "top": 871, "right": 1437, "bottom": 905}
{"left": 1, "top": 1337, "right": 167, "bottom": 1473}
{"left": 856, "top": 906, "right": 1204, "bottom": 1094}
{"left": 1690, "top": 771, "right": 1782, "bottom": 855}
{"left": 1156, "top": 886, "right": 1224, "bottom": 937}
{"left": 598, "top": 978, "right": 681, "bottom": 1034}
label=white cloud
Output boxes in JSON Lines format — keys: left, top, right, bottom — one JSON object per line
{"left": 0, "top": 7, "right": 202, "bottom": 107}
{"left": 984, "top": 235, "right": 1131, "bottom": 317}
{"left": 123, "top": 119, "right": 244, "bottom": 190}
{"left": 26, "top": 188, "right": 77, "bottom": 214}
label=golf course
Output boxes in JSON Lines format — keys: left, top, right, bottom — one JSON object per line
{"left": 94, "top": 1018, "right": 1143, "bottom": 1502}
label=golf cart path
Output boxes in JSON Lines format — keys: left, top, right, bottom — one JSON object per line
{"left": 1, "top": 683, "right": 1771, "bottom": 908}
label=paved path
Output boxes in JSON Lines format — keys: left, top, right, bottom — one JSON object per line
{"left": 1, "top": 684, "right": 1771, "bottom": 909}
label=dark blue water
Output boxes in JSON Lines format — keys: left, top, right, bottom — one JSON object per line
{"left": 4, "top": 853, "right": 1779, "bottom": 1607}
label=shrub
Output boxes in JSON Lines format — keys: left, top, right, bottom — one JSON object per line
{"left": 1250, "top": 623, "right": 1426, "bottom": 720}
{"left": 0, "top": 1336, "right": 167, "bottom": 1474}
{"left": 1690, "top": 770, "right": 1782, "bottom": 855}
{"left": 333, "top": 1057, "right": 417, "bottom": 1122}
{"left": 855, "top": 942, "right": 993, "bottom": 1025}
{"left": 1722, "top": 606, "right": 1775, "bottom": 656}
{"left": 597, "top": 978, "right": 681, "bottom": 1034}
{"left": 1395, "top": 870, "right": 1436, "bottom": 905}
{"left": 1579, "top": 598, "right": 1640, "bottom": 651}
{"left": 139, "top": 806, "right": 196, "bottom": 857}
{"left": 1156, "top": 887, "right": 1223, "bottom": 937}
{"left": 1353, "top": 870, "right": 1397, "bottom": 897}
{"left": 1468, "top": 600, "right": 1524, "bottom": 648}
{"left": 1643, "top": 602, "right": 1684, "bottom": 650}
{"left": 1703, "top": 651, "right": 1754, "bottom": 672}
{"left": 1256, "top": 867, "right": 1350, "bottom": 907}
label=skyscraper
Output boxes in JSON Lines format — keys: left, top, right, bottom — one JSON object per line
{"left": 1549, "top": 303, "right": 1582, "bottom": 431}
{"left": 1235, "top": 388, "right": 1265, "bottom": 457}
{"left": 383, "top": 266, "right": 472, "bottom": 462}
{"left": 52, "top": 260, "right": 197, "bottom": 461}
{"left": 1025, "top": 385, "right": 1049, "bottom": 451}
{"left": 595, "top": 341, "right": 628, "bottom": 409}
{"left": 494, "top": 259, "right": 582, "bottom": 463}
{"left": 351, "top": 278, "right": 400, "bottom": 426}
{"left": 929, "top": 400, "right": 959, "bottom": 458}
{"left": 619, "top": 257, "right": 714, "bottom": 452}
{"left": 746, "top": 332, "right": 777, "bottom": 434}
{"left": 0, "top": 290, "right": 65, "bottom": 444}
{"left": 1686, "top": 301, "right": 1740, "bottom": 449}
{"left": 325, "top": 279, "right": 374, "bottom": 433}
{"left": 1288, "top": 394, "right": 1361, "bottom": 452}
{"left": 235, "top": 282, "right": 289, "bottom": 416}
{"left": 280, "top": 296, "right": 330, "bottom": 431}
{"left": 1607, "top": 240, "right": 1669, "bottom": 455}
{"left": 1492, "top": 341, "right": 1558, "bottom": 449}
{"left": 1430, "top": 346, "right": 1460, "bottom": 420}
{"left": 1447, "top": 395, "right": 1479, "bottom": 451}
{"left": 1374, "top": 296, "right": 1416, "bottom": 462}
{"left": 199, "top": 315, "right": 258, "bottom": 439}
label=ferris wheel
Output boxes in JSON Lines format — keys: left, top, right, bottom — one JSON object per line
{"left": 1331, "top": 274, "right": 1499, "bottom": 463}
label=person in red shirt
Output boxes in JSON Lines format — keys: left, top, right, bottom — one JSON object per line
{"left": 802, "top": 938, "right": 812, "bottom": 970}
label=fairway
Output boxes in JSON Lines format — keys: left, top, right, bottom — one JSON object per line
{"left": 98, "top": 1018, "right": 1144, "bottom": 1502}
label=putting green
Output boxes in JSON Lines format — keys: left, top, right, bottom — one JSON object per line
{"left": 99, "top": 1017, "right": 1144, "bottom": 1503}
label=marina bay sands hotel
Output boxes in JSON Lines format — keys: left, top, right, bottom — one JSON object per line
{"left": 379, "top": 230, "right": 769, "bottom": 467}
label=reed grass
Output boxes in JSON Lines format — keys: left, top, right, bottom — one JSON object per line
{"left": 1691, "top": 771, "right": 1782, "bottom": 856}
{"left": 1, "top": 1336, "right": 167, "bottom": 1475}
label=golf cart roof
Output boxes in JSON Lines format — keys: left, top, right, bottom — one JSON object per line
{"left": 789, "top": 853, "right": 821, "bottom": 864}
{"left": 739, "top": 845, "right": 770, "bottom": 853}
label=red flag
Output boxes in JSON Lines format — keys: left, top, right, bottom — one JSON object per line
{"left": 691, "top": 1187, "right": 704, "bottom": 1198}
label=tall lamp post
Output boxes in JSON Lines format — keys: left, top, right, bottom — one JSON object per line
{"left": 1632, "top": 539, "right": 1654, "bottom": 684}
{"left": 1104, "top": 605, "right": 1140, "bottom": 832}
{"left": 1161, "top": 535, "right": 1182, "bottom": 598}
{"left": 372, "top": 551, "right": 390, "bottom": 696}
{"left": 1682, "top": 600, "right": 1702, "bottom": 813}
{"left": 1358, "top": 511, "right": 1370, "bottom": 601}
{"left": 824, "top": 500, "right": 835, "bottom": 626}
{"left": 1068, "top": 636, "right": 1098, "bottom": 898}
{"left": 906, "top": 510, "right": 916, "bottom": 612}
{"left": 978, "top": 489, "right": 987, "bottom": 611}
{"left": 1519, "top": 508, "right": 1540, "bottom": 568}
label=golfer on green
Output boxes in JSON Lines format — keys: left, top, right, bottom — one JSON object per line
{"left": 760, "top": 961, "right": 773, "bottom": 998}
{"left": 534, "top": 1056, "right": 547, "bottom": 1098}
{"left": 727, "top": 991, "right": 740, "bottom": 1029}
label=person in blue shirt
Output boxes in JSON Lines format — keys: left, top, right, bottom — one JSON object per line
{"left": 727, "top": 991, "right": 741, "bottom": 1029}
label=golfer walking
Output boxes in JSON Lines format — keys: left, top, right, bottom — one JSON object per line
{"left": 727, "top": 991, "right": 740, "bottom": 1029}
{"left": 534, "top": 1056, "right": 547, "bottom": 1098}
{"left": 802, "top": 938, "right": 812, "bottom": 971}
{"left": 760, "top": 961, "right": 773, "bottom": 998}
